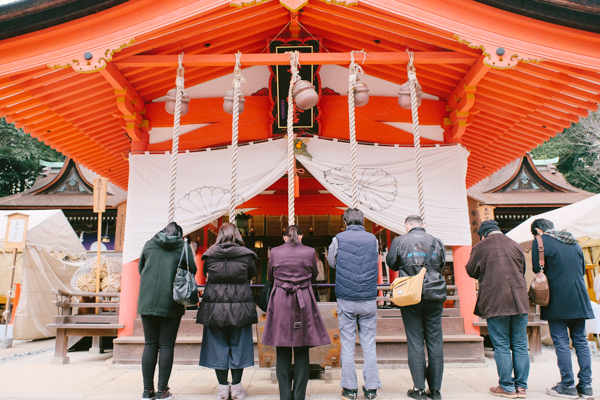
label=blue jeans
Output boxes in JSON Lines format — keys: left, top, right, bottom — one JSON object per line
{"left": 548, "top": 319, "right": 592, "bottom": 388}
{"left": 337, "top": 299, "right": 382, "bottom": 390}
{"left": 487, "top": 314, "right": 530, "bottom": 393}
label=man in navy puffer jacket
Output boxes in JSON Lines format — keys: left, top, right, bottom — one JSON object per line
{"left": 328, "top": 208, "right": 381, "bottom": 400}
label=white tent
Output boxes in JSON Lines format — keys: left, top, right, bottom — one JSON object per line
{"left": 0, "top": 210, "right": 85, "bottom": 340}
{"left": 506, "top": 193, "right": 600, "bottom": 252}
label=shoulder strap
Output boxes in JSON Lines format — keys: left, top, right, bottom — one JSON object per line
{"left": 423, "top": 236, "right": 438, "bottom": 269}
{"left": 177, "top": 238, "right": 189, "bottom": 270}
{"left": 536, "top": 236, "right": 545, "bottom": 271}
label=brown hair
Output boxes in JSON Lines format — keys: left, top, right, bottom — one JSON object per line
{"left": 284, "top": 225, "right": 302, "bottom": 245}
{"left": 215, "top": 222, "right": 244, "bottom": 246}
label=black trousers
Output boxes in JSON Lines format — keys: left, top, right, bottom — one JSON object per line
{"left": 141, "top": 315, "right": 182, "bottom": 391}
{"left": 400, "top": 300, "right": 444, "bottom": 391}
{"left": 276, "top": 346, "right": 310, "bottom": 400}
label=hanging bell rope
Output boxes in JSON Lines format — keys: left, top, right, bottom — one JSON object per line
{"left": 406, "top": 49, "right": 426, "bottom": 224}
{"left": 348, "top": 50, "right": 367, "bottom": 209}
{"left": 286, "top": 51, "right": 301, "bottom": 227}
{"left": 167, "top": 52, "right": 186, "bottom": 223}
{"left": 229, "top": 51, "right": 245, "bottom": 225}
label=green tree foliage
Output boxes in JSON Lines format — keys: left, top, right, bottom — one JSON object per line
{"left": 0, "top": 117, "right": 64, "bottom": 197}
{"left": 531, "top": 110, "right": 600, "bottom": 194}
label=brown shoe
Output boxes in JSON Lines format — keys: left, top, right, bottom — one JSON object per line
{"left": 516, "top": 387, "right": 526, "bottom": 398}
{"left": 490, "top": 386, "right": 517, "bottom": 399}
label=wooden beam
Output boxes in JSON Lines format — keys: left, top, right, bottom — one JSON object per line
{"left": 115, "top": 52, "right": 477, "bottom": 68}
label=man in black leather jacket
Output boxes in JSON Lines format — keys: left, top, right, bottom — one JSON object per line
{"left": 386, "top": 215, "right": 446, "bottom": 400}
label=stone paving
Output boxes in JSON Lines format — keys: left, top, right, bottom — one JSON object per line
{"left": 0, "top": 338, "right": 599, "bottom": 399}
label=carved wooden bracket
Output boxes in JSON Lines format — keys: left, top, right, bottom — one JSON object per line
{"left": 454, "top": 34, "right": 545, "bottom": 69}
{"left": 47, "top": 39, "right": 135, "bottom": 73}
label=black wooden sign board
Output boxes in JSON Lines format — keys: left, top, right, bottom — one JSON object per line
{"left": 269, "top": 38, "right": 321, "bottom": 136}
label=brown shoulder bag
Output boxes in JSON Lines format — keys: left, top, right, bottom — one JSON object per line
{"left": 528, "top": 236, "right": 550, "bottom": 306}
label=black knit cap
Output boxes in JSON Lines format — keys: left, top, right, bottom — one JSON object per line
{"left": 478, "top": 220, "right": 501, "bottom": 238}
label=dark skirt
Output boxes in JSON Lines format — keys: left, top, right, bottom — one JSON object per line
{"left": 199, "top": 325, "right": 254, "bottom": 369}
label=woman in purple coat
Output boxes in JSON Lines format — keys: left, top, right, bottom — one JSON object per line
{"left": 262, "top": 225, "right": 331, "bottom": 400}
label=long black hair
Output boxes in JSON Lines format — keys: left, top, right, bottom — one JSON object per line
{"left": 215, "top": 222, "right": 244, "bottom": 246}
{"left": 284, "top": 225, "right": 302, "bottom": 245}
{"left": 161, "top": 221, "right": 183, "bottom": 237}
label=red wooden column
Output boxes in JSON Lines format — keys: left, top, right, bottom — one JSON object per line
{"left": 196, "top": 226, "right": 208, "bottom": 286}
{"left": 386, "top": 230, "right": 398, "bottom": 282}
{"left": 452, "top": 245, "right": 479, "bottom": 335}
{"left": 118, "top": 260, "right": 141, "bottom": 337}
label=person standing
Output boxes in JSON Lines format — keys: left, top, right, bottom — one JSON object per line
{"left": 328, "top": 208, "right": 381, "bottom": 400}
{"left": 386, "top": 215, "right": 446, "bottom": 400}
{"left": 138, "top": 221, "right": 197, "bottom": 400}
{"left": 531, "top": 219, "right": 594, "bottom": 400}
{"left": 466, "top": 220, "right": 530, "bottom": 399}
{"left": 196, "top": 223, "right": 258, "bottom": 400}
{"left": 262, "top": 225, "right": 331, "bottom": 400}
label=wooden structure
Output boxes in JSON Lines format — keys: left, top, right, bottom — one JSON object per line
{"left": 2, "top": 0, "right": 600, "bottom": 365}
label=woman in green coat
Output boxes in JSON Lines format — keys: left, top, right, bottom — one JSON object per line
{"left": 138, "top": 222, "right": 197, "bottom": 400}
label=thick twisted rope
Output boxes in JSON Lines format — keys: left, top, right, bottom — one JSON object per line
{"left": 407, "top": 50, "right": 426, "bottom": 224}
{"left": 348, "top": 50, "right": 366, "bottom": 209}
{"left": 168, "top": 53, "right": 185, "bottom": 223}
{"left": 286, "top": 51, "right": 300, "bottom": 227}
{"left": 229, "top": 52, "right": 245, "bottom": 225}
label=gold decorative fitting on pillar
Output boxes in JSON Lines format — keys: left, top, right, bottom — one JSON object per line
{"left": 454, "top": 34, "right": 545, "bottom": 69}
{"left": 292, "top": 80, "right": 319, "bottom": 110}
{"left": 47, "top": 39, "right": 135, "bottom": 73}
{"left": 165, "top": 88, "right": 190, "bottom": 116}
{"left": 398, "top": 81, "right": 422, "bottom": 109}
{"left": 223, "top": 90, "right": 246, "bottom": 114}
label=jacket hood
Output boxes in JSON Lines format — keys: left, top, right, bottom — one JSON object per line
{"left": 202, "top": 242, "right": 258, "bottom": 260}
{"left": 153, "top": 232, "right": 184, "bottom": 250}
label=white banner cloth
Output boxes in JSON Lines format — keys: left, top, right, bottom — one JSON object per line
{"left": 297, "top": 139, "right": 472, "bottom": 246}
{"left": 123, "top": 139, "right": 287, "bottom": 264}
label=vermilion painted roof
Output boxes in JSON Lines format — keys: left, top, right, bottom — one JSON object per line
{"left": 0, "top": 0, "right": 599, "bottom": 190}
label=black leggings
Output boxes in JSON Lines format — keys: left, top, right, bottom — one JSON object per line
{"left": 215, "top": 368, "right": 244, "bottom": 385}
{"left": 141, "top": 315, "right": 182, "bottom": 391}
{"left": 276, "top": 346, "right": 310, "bottom": 400}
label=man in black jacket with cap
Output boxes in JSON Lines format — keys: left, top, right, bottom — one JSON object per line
{"left": 386, "top": 215, "right": 446, "bottom": 400}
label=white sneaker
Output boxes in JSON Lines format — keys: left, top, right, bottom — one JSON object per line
{"left": 230, "top": 383, "right": 248, "bottom": 400}
{"left": 217, "top": 383, "right": 230, "bottom": 400}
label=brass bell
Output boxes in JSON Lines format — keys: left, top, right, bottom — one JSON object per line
{"left": 292, "top": 80, "right": 319, "bottom": 110}
{"left": 397, "top": 81, "right": 423, "bottom": 110}
{"left": 353, "top": 81, "right": 370, "bottom": 107}
{"left": 223, "top": 90, "right": 246, "bottom": 114}
{"left": 165, "top": 88, "right": 190, "bottom": 116}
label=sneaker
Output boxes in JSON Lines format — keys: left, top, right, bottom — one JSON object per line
{"left": 341, "top": 388, "right": 358, "bottom": 400}
{"left": 142, "top": 389, "right": 156, "bottom": 400}
{"left": 426, "top": 389, "right": 442, "bottom": 399}
{"left": 363, "top": 385, "right": 378, "bottom": 400}
{"left": 490, "top": 386, "right": 517, "bottom": 399}
{"left": 516, "top": 387, "right": 527, "bottom": 399}
{"left": 407, "top": 388, "right": 427, "bottom": 399}
{"left": 547, "top": 383, "right": 578, "bottom": 399}
{"left": 577, "top": 385, "right": 594, "bottom": 400}
{"left": 156, "top": 388, "right": 173, "bottom": 400}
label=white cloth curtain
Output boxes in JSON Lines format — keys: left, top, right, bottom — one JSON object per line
{"left": 297, "top": 139, "right": 472, "bottom": 246}
{"left": 123, "top": 139, "right": 288, "bottom": 264}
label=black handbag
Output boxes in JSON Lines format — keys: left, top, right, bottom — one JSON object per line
{"left": 257, "top": 279, "right": 272, "bottom": 312}
{"left": 173, "top": 238, "right": 199, "bottom": 307}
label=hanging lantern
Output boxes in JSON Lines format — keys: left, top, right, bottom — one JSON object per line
{"left": 165, "top": 88, "right": 191, "bottom": 116}
{"left": 292, "top": 80, "right": 319, "bottom": 110}
{"left": 223, "top": 90, "right": 246, "bottom": 114}
{"left": 397, "top": 81, "right": 423, "bottom": 110}
{"left": 353, "top": 80, "right": 370, "bottom": 107}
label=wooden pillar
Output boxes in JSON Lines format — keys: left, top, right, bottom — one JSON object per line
{"left": 117, "top": 260, "right": 140, "bottom": 337}
{"left": 452, "top": 245, "right": 479, "bottom": 335}
{"left": 196, "top": 225, "right": 209, "bottom": 286}
{"left": 386, "top": 230, "right": 398, "bottom": 282}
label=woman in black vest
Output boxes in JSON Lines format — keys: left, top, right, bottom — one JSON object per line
{"left": 138, "top": 221, "right": 197, "bottom": 400}
{"left": 197, "top": 222, "right": 258, "bottom": 400}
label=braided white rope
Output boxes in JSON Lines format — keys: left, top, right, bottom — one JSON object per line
{"left": 286, "top": 51, "right": 300, "bottom": 227}
{"left": 229, "top": 52, "right": 245, "bottom": 225}
{"left": 348, "top": 50, "right": 366, "bottom": 209}
{"left": 168, "top": 53, "right": 185, "bottom": 223}
{"left": 407, "top": 50, "right": 426, "bottom": 224}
